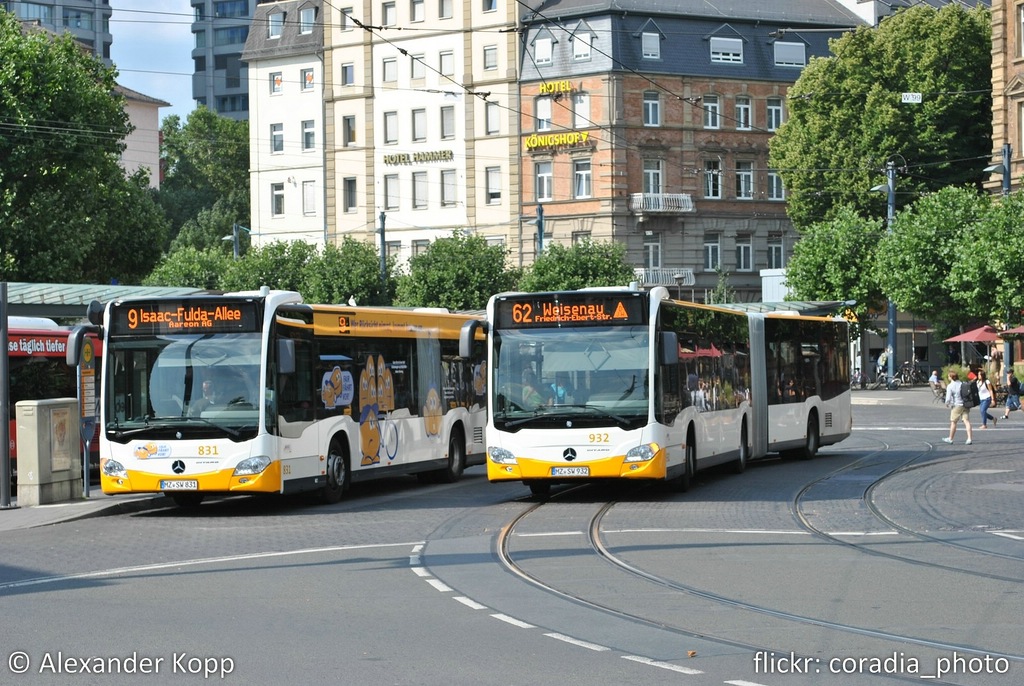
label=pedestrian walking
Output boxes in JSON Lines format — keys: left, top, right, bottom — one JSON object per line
{"left": 943, "top": 371, "right": 974, "bottom": 445}
{"left": 976, "top": 370, "right": 997, "bottom": 429}
{"left": 1004, "top": 368, "right": 1021, "bottom": 419}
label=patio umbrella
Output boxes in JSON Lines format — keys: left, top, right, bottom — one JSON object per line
{"left": 943, "top": 325, "right": 1001, "bottom": 343}
{"left": 1001, "top": 325, "right": 1024, "bottom": 336}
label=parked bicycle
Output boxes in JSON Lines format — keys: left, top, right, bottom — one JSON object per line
{"left": 869, "top": 372, "right": 902, "bottom": 391}
{"left": 896, "top": 360, "right": 927, "bottom": 386}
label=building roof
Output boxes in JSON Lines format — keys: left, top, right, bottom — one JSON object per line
{"left": 3, "top": 283, "right": 212, "bottom": 320}
{"left": 115, "top": 84, "right": 171, "bottom": 108}
{"left": 520, "top": 0, "right": 864, "bottom": 25}
{"left": 241, "top": 0, "right": 323, "bottom": 63}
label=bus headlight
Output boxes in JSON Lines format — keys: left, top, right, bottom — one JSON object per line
{"left": 101, "top": 458, "right": 127, "bottom": 478}
{"left": 488, "top": 446, "right": 517, "bottom": 465}
{"left": 233, "top": 455, "right": 271, "bottom": 476}
{"left": 624, "top": 443, "right": 658, "bottom": 463}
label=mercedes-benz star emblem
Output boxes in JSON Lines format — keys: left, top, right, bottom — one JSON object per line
{"left": 563, "top": 448, "right": 577, "bottom": 462}
{"left": 172, "top": 460, "right": 186, "bottom": 474}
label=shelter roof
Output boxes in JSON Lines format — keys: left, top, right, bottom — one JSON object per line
{"left": 3, "top": 282, "right": 212, "bottom": 320}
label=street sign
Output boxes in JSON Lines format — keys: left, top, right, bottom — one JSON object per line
{"left": 901, "top": 93, "right": 922, "bottom": 104}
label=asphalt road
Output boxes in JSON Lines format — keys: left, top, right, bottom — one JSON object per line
{"left": 0, "top": 387, "right": 1021, "bottom": 685}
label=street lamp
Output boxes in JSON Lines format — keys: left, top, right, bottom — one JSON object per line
{"left": 871, "top": 159, "right": 898, "bottom": 382}
{"left": 221, "top": 223, "right": 252, "bottom": 260}
{"left": 983, "top": 142, "right": 1012, "bottom": 197}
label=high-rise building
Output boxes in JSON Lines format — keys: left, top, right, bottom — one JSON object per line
{"left": 1, "top": 0, "right": 112, "bottom": 63}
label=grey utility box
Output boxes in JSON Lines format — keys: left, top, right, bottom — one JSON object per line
{"left": 16, "top": 398, "right": 83, "bottom": 506}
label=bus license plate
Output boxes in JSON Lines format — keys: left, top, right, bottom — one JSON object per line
{"left": 160, "top": 480, "right": 198, "bottom": 490}
{"left": 551, "top": 466, "right": 589, "bottom": 477}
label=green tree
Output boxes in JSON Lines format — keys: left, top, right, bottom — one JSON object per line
{"left": 302, "top": 237, "right": 396, "bottom": 306}
{"left": 158, "top": 108, "right": 249, "bottom": 247}
{"left": 518, "top": 239, "right": 635, "bottom": 292}
{"left": 143, "top": 246, "right": 232, "bottom": 290}
{"left": 220, "top": 240, "right": 320, "bottom": 293}
{"left": 396, "top": 232, "right": 519, "bottom": 309}
{"left": 0, "top": 12, "right": 167, "bottom": 283}
{"left": 783, "top": 205, "right": 886, "bottom": 327}
{"left": 769, "top": 4, "right": 991, "bottom": 229}
{"left": 171, "top": 198, "right": 247, "bottom": 254}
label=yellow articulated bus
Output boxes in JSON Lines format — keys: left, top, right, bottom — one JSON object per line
{"left": 79, "top": 289, "right": 486, "bottom": 507}
{"left": 461, "top": 286, "right": 851, "bottom": 497}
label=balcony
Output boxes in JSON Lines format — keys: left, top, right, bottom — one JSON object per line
{"left": 634, "top": 268, "right": 695, "bottom": 288}
{"left": 629, "top": 193, "right": 695, "bottom": 220}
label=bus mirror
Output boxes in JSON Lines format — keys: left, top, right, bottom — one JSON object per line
{"left": 86, "top": 299, "right": 104, "bottom": 326}
{"left": 660, "top": 332, "right": 678, "bottom": 366}
{"left": 459, "top": 319, "right": 487, "bottom": 358}
{"left": 277, "top": 339, "right": 296, "bottom": 375}
{"left": 66, "top": 325, "right": 101, "bottom": 367}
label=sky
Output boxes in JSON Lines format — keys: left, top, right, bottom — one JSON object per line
{"left": 108, "top": 1, "right": 196, "bottom": 121}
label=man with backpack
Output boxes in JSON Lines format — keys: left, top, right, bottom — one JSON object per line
{"left": 943, "top": 370, "right": 974, "bottom": 445}
{"left": 1004, "top": 368, "right": 1021, "bottom": 419}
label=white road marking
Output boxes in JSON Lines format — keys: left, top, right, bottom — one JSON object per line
{"left": 991, "top": 531, "right": 1024, "bottom": 541}
{"left": 621, "top": 655, "right": 703, "bottom": 674}
{"left": 491, "top": 613, "right": 535, "bottom": 628}
{"left": 410, "top": 566, "right": 431, "bottom": 577}
{"left": 426, "top": 578, "right": 452, "bottom": 592}
{"left": 545, "top": 633, "right": 609, "bottom": 651}
{"left": 453, "top": 596, "right": 487, "bottom": 610}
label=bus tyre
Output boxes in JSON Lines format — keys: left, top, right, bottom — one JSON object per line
{"left": 321, "top": 438, "right": 349, "bottom": 504}
{"left": 527, "top": 481, "right": 551, "bottom": 499}
{"left": 677, "top": 440, "right": 696, "bottom": 492}
{"left": 438, "top": 429, "right": 466, "bottom": 483}
{"left": 732, "top": 424, "right": 749, "bottom": 474}
{"left": 800, "top": 414, "right": 820, "bottom": 460}
{"left": 170, "top": 492, "right": 204, "bottom": 508}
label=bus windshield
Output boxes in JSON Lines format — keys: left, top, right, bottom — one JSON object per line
{"left": 106, "top": 332, "right": 263, "bottom": 440}
{"left": 492, "top": 325, "right": 650, "bottom": 430}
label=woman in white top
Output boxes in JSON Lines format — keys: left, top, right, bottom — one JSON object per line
{"left": 977, "top": 370, "right": 997, "bottom": 428}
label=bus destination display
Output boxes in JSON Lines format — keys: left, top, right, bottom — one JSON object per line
{"left": 496, "top": 294, "right": 646, "bottom": 328}
{"left": 112, "top": 301, "right": 260, "bottom": 335}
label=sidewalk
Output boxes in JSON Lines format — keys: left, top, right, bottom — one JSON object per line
{"left": 0, "top": 490, "right": 168, "bottom": 533}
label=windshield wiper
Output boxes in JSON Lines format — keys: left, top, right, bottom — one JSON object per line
{"left": 111, "top": 415, "right": 241, "bottom": 439}
{"left": 504, "top": 404, "right": 634, "bottom": 429}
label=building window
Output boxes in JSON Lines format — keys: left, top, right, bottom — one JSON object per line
{"left": 214, "top": 26, "right": 248, "bottom": 46}
{"left": 300, "top": 7, "right": 315, "bottom": 34}
{"left": 384, "top": 174, "right": 400, "bottom": 210}
{"left": 412, "top": 109, "right": 426, "bottom": 142}
{"left": 573, "top": 93, "right": 590, "bottom": 128}
{"left": 703, "top": 95, "right": 720, "bottom": 129}
{"left": 383, "top": 58, "right": 397, "bottom": 83}
{"left": 343, "top": 178, "right": 357, "bottom": 213}
{"left": 483, "top": 0, "right": 497, "bottom": 11}
{"left": 302, "top": 180, "right": 316, "bottom": 216}
{"left": 573, "top": 159, "right": 592, "bottom": 198}
{"left": 643, "top": 232, "right": 662, "bottom": 269}
{"left": 1019, "top": 5, "right": 1024, "bottom": 57}
{"left": 413, "top": 239, "right": 430, "bottom": 256}
{"left": 642, "top": 32, "right": 660, "bottom": 59}
{"left": 704, "top": 237, "right": 721, "bottom": 271}
{"left": 704, "top": 160, "right": 721, "bottom": 199}
{"left": 735, "top": 236, "right": 752, "bottom": 272}
{"left": 343, "top": 115, "right": 356, "bottom": 146}
{"left": 440, "top": 106, "right": 455, "bottom": 139}
{"left": 271, "top": 183, "right": 285, "bottom": 216}
{"left": 268, "top": 12, "right": 284, "bottom": 39}
{"left": 485, "top": 101, "right": 500, "bottom": 134}
{"left": 736, "top": 161, "right": 754, "bottom": 200}
{"left": 411, "top": 0, "right": 424, "bottom": 22}
{"left": 535, "top": 37, "right": 552, "bottom": 64}
{"left": 735, "top": 96, "right": 751, "bottom": 130}
{"left": 536, "top": 96, "right": 552, "bottom": 131}
{"left": 439, "top": 51, "right": 454, "bottom": 76}
{"left": 341, "top": 7, "right": 353, "bottom": 30}
{"left": 767, "top": 234, "right": 784, "bottom": 269}
{"left": 774, "top": 41, "right": 806, "bottom": 67}
{"left": 341, "top": 63, "right": 354, "bottom": 86}
{"left": 439, "top": 0, "right": 452, "bottom": 19}
{"left": 572, "top": 231, "right": 592, "bottom": 245}
{"left": 536, "top": 161, "right": 553, "bottom": 201}
{"left": 302, "top": 120, "right": 315, "bottom": 151}
{"left": 643, "top": 91, "right": 660, "bottom": 126}
{"left": 643, "top": 159, "right": 662, "bottom": 194}
{"left": 384, "top": 111, "right": 398, "bottom": 144}
{"left": 767, "top": 97, "right": 783, "bottom": 131}
{"left": 768, "top": 171, "right": 785, "bottom": 201}
{"left": 64, "top": 8, "right": 93, "bottom": 28}
{"left": 412, "top": 171, "right": 427, "bottom": 209}
{"left": 270, "top": 72, "right": 283, "bottom": 94}
{"left": 301, "top": 68, "right": 314, "bottom": 91}
{"left": 710, "top": 36, "right": 742, "bottom": 63}
{"left": 386, "top": 241, "right": 401, "bottom": 261}
{"left": 441, "top": 169, "right": 457, "bottom": 206}
{"left": 410, "top": 54, "right": 425, "bottom": 80}
{"left": 382, "top": 1, "right": 396, "bottom": 26}
{"left": 270, "top": 123, "right": 284, "bottom": 153}
{"left": 574, "top": 32, "right": 591, "bottom": 60}
{"left": 486, "top": 166, "right": 501, "bottom": 204}
{"left": 483, "top": 45, "right": 498, "bottom": 70}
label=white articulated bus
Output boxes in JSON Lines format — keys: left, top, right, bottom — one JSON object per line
{"left": 80, "top": 289, "right": 486, "bottom": 506}
{"left": 460, "top": 286, "right": 851, "bottom": 497}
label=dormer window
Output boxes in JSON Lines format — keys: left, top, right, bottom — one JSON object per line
{"left": 299, "top": 7, "right": 315, "bottom": 34}
{"left": 535, "top": 37, "right": 552, "bottom": 64}
{"left": 574, "top": 32, "right": 591, "bottom": 60}
{"left": 710, "top": 37, "right": 742, "bottom": 63}
{"left": 268, "top": 12, "right": 284, "bottom": 38}
{"left": 775, "top": 41, "right": 806, "bottom": 67}
{"left": 642, "top": 32, "right": 660, "bottom": 59}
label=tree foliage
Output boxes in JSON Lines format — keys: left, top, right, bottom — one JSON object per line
{"left": 144, "top": 246, "right": 233, "bottom": 290}
{"left": 518, "top": 239, "right": 635, "bottom": 293}
{"left": 0, "top": 12, "right": 168, "bottom": 283}
{"left": 769, "top": 4, "right": 991, "bottom": 229}
{"left": 395, "top": 232, "right": 520, "bottom": 309}
{"left": 302, "top": 237, "right": 396, "bottom": 306}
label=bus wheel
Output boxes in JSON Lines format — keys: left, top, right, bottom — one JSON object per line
{"left": 438, "top": 429, "right": 466, "bottom": 483}
{"left": 170, "top": 493, "right": 204, "bottom": 508}
{"left": 800, "top": 414, "right": 820, "bottom": 460}
{"left": 677, "top": 440, "right": 696, "bottom": 492}
{"left": 526, "top": 481, "right": 551, "bottom": 499}
{"left": 732, "top": 424, "right": 749, "bottom": 474}
{"left": 321, "top": 438, "right": 349, "bottom": 503}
